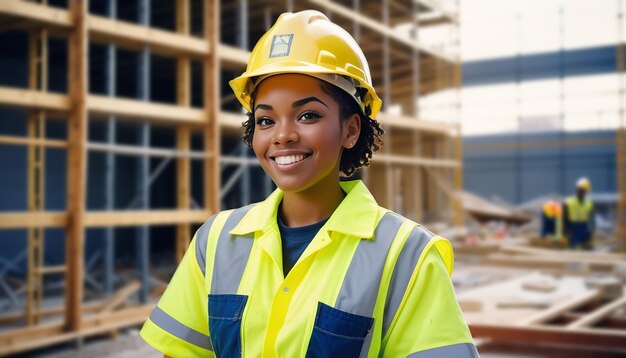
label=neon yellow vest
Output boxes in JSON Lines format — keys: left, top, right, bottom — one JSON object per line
{"left": 140, "top": 181, "right": 476, "bottom": 357}
{"left": 565, "top": 196, "right": 593, "bottom": 223}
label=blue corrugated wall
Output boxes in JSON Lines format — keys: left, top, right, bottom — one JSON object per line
{"left": 463, "top": 130, "right": 617, "bottom": 204}
{"left": 463, "top": 45, "right": 617, "bottom": 86}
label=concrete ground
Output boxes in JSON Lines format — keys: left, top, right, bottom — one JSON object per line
{"left": 30, "top": 329, "right": 161, "bottom": 358}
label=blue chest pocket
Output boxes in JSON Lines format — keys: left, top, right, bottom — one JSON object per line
{"left": 208, "top": 294, "right": 248, "bottom": 358}
{"left": 306, "top": 302, "right": 374, "bottom": 358}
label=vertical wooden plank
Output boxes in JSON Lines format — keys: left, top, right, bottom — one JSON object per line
{"left": 204, "top": 0, "right": 221, "bottom": 214}
{"left": 177, "top": 58, "right": 191, "bottom": 107}
{"left": 452, "top": 0, "right": 464, "bottom": 228}
{"left": 176, "top": 0, "right": 190, "bottom": 108}
{"left": 424, "top": 140, "right": 437, "bottom": 218}
{"left": 381, "top": 0, "right": 394, "bottom": 211}
{"left": 442, "top": 131, "right": 453, "bottom": 222}
{"left": 26, "top": 28, "right": 49, "bottom": 326}
{"left": 41, "top": 29, "right": 48, "bottom": 91}
{"left": 176, "top": 0, "right": 191, "bottom": 263}
{"left": 35, "top": 112, "right": 46, "bottom": 317}
{"left": 176, "top": 126, "right": 191, "bottom": 262}
{"left": 176, "top": 0, "right": 190, "bottom": 35}
{"left": 26, "top": 114, "right": 45, "bottom": 326}
{"left": 136, "top": 0, "right": 151, "bottom": 304}
{"left": 452, "top": 125, "right": 464, "bottom": 227}
{"left": 238, "top": 0, "right": 250, "bottom": 206}
{"left": 25, "top": 31, "right": 37, "bottom": 327}
{"left": 411, "top": 0, "right": 423, "bottom": 223}
{"left": 384, "top": 129, "right": 393, "bottom": 209}
{"left": 38, "top": 30, "right": 48, "bottom": 320}
{"left": 65, "top": 0, "right": 88, "bottom": 332}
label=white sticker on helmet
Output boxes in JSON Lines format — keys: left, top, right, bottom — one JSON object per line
{"left": 269, "top": 34, "right": 294, "bottom": 58}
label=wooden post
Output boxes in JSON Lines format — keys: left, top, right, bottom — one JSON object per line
{"left": 25, "top": 21, "right": 50, "bottom": 326}
{"left": 176, "top": 0, "right": 192, "bottom": 263}
{"left": 176, "top": 126, "right": 191, "bottom": 262}
{"left": 26, "top": 30, "right": 38, "bottom": 327}
{"left": 411, "top": 0, "right": 422, "bottom": 222}
{"left": 452, "top": 123, "right": 464, "bottom": 227}
{"left": 65, "top": 0, "right": 88, "bottom": 332}
{"left": 204, "top": 0, "right": 220, "bottom": 215}
{"left": 381, "top": 0, "right": 393, "bottom": 210}
{"left": 452, "top": 0, "right": 463, "bottom": 227}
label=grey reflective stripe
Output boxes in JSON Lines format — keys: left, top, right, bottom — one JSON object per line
{"left": 407, "top": 343, "right": 479, "bottom": 357}
{"left": 360, "top": 326, "right": 374, "bottom": 358}
{"left": 210, "top": 204, "right": 255, "bottom": 294}
{"left": 382, "top": 225, "right": 433, "bottom": 338}
{"left": 150, "top": 306, "right": 213, "bottom": 351}
{"left": 334, "top": 212, "right": 404, "bottom": 357}
{"left": 195, "top": 214, "right": 217, "bottom": 277}
{"left": 335, "top": 212, "right": 403, "bottom": 316}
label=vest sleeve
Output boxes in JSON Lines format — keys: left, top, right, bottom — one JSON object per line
{"left": 381, "top": 241, "right": 477, "bottom": 357}
{"left": 140, "top": 232, "right": 215, "bottom": 358}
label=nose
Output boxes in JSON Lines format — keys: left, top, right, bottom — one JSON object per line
{"left": 272, "top": 120, "right": 299, "bottom": 145}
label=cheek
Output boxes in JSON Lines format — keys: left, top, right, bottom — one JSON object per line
{"left": 312, "top": 127, "right": 344, "bottom": 158}
{"left": 251, "top": 133, "right": 262, "bottom": 156}
{"left": 251, "top": 130, "right": 272, "bottom": 158}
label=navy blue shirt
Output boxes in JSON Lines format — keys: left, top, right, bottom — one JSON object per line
{"left": 278, "top": 215, "right": 329, "bottom": 276}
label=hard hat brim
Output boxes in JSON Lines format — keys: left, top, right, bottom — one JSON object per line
{"left": 229, "top": 62, "right": 382, "bottom": 119}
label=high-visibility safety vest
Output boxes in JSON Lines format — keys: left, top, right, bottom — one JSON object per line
{"left": 140, "top": 180, "right": 477, "bottom": 357}
{"left": 565, "top": 196, "right": 593, "bottom": 223}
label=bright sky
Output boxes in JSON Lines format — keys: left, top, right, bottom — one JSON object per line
{"left": 418, "top": 0, "right": 624, "bottom": 135}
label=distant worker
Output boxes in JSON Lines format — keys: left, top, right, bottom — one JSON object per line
{"left": 563, "top": 177, "right": 595, "bottom": 250}
{"left": 540, "top": 200, "right": 564, "bottom": 246}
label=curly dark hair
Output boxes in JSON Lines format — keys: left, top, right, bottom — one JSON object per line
{"left": 241, "top": 79, "right": 384, "bottom": 177}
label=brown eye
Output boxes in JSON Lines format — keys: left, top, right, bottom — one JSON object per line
{"left": 298, "top": 111, "right": 321, "bottom": 121}
{"left": 256, "top": 117, "right": 274, "bottom": 126}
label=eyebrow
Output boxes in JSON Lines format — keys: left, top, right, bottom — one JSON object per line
{"left": 254, "top": 96, "right": 328, "bottom": 112}
{"left": 292, "top": 97, "right": 328, "bottom": 108}
{"left": 254, "top": 104, "right": 273, "bottom": 111}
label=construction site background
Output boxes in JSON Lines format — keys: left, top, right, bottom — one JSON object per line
{"left": 0, "top": 0, "right": 624, "bottom": 357}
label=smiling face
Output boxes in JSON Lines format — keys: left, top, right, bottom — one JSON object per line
{"left": 251, "top": 74, "right": 360, "bottom": 194}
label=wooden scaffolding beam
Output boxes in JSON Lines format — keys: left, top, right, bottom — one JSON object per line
{"left": 470, "top": 323, "right": 626, "bottom": 349}
{"left": 176, "top": 0, "right": 192, "bottom": 263}
{"left": 204, "top": 0, "right": 221, "bottom": 215}
{"left": 25, "top": 26, "right": 48, "bottom": 326}
{"left": 64, "top": 0, "right": 88, "bottom": 332}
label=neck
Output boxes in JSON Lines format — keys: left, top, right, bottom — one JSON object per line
{"left": 280, "top": 178, "right": 345, "bottom": 227}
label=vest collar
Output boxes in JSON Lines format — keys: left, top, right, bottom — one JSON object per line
{"left": 230, "top": 180, "right": 379, "bottom": 240}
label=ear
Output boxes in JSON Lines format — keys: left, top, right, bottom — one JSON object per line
{"left": 342, "top": 113, "right": 361, "bottom": 149}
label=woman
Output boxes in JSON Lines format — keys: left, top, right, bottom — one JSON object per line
{"left": 141, "top": 10, "right": 477, "bottom": 357}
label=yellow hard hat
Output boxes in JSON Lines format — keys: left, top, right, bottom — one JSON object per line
{"left": 229, "top": 10, "right": 383, "bottom": 119}
{"left": 576, "top": 177, "right": 591, "bottom": 191}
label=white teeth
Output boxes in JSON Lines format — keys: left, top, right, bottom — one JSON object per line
{"left": 274, "top": 154, "right": 307, "bottom": 165}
